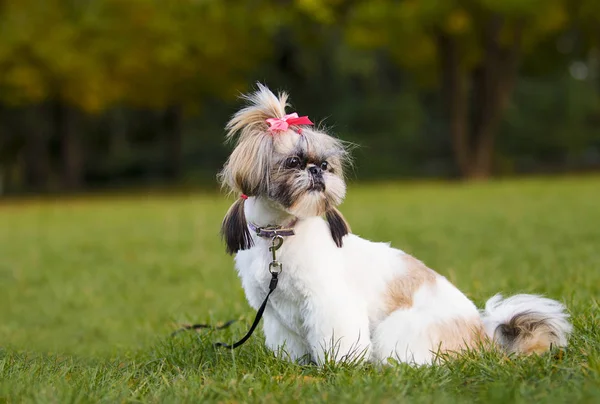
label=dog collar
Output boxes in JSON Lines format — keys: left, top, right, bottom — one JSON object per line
{"left": 248, "top": 221, "right": 296, "bottom": 238}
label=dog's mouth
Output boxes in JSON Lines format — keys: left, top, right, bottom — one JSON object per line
{"left": 308, "top": 181, "right": 325, "bottom": 192}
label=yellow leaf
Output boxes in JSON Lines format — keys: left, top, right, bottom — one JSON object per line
{"left": 445, "top": 9, "right": 471, "bottom": 35}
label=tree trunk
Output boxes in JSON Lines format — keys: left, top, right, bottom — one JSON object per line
{"left": 23, "top": 105, "right": 51, "bottom": 191}
{"left": 54, "top": 101, "right": 84, "bottom": 190}
{"left": 163, "top": 104, "right": 183, "bottom": 180}
{"left": 438, "top": 17, "right": 522, "bottom": 180}
{"left": 469, "top": 16, "right": 503, "bottom": 180}
{"left": 469, "top": 17, "right": 522, "bottom": 180}
{"left": 438, "top": 33, "right": 471, "bottom": 178}
{"left": 109, "top": 108, "right": 128, "bottom": 157}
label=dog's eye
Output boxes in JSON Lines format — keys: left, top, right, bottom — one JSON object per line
{"left": 285, "top": 157, "right": 301, "bottom": 169}
{"left": 320, "top": 161, "right": 329, "bottom": 171}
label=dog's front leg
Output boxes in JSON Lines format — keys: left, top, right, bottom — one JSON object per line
{"left": 302, "top": 279, "right": 371, "bottom": 365}
{"left": 263, "top": 310, "right": 312, "bottom": 363}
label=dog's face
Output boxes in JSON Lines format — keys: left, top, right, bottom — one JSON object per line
{"left": 267, "top": 130, "right": 347, "bottom": 218}
{"left": 219, "top": 84, "right": 351, "bottom": 253}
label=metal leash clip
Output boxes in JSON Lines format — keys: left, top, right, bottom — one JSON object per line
{"left": 268, "top": 235, "right": 284, "bottom": 275}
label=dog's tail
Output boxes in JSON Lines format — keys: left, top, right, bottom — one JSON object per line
{"left": 480, "top": 294, "right": 572, "bottom": 355}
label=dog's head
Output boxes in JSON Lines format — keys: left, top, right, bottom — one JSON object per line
{"left": 218, "top": 84, "right": 351, "bottom": 254}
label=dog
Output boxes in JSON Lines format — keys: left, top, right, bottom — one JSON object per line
{"left": 217, "top": 84, "right": 572, "bottom": 365}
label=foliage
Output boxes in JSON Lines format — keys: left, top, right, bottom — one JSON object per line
{"left": 0, "top": 0, "right": 599, "bottom": 191}
{"left": 1, "top": 177, "right": 600, "bottom": 402}
{"left": 0, "top": 0, "right": 274, "bottom": 112}
{"left": 297, "top": 0, "right": 572, "bottom": 84}
{"left": 293, "top": 0, "right": 599, "bottom": 179}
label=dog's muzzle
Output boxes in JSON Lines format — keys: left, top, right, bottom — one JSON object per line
{"left": 308, "top": 166, "right": 325, "bottom": 191}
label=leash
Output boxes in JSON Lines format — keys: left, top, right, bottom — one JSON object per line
{"left": 172, "top": 233, "right": 288, "bottom": 349}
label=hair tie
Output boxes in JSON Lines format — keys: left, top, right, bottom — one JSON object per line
{"left": 240, "top": 194, "right": 248, "bottom": 200}
{"left": 266, "top": 113, "right": 313, "bottom": 134}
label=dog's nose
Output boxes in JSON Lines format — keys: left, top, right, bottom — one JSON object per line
{"left": 308, "top": 166, "right": 322, "bottom": 176}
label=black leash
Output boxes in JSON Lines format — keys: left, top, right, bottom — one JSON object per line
{"left": 172, "top": 234, "right": 285, "bottom": 349}
{"left": 170, "top": 271, "right": 279, "bottom": 348}
{"left": 170, "top": 319, "right": 238, "bottom": 336}
{"left": 214, "top": 271, "right": 278, "bottom": 349}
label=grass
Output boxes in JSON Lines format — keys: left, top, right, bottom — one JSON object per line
{"left": 1, "top": 176, "right": 600, "bottom": 403}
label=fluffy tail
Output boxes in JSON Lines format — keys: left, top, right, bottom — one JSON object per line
{"left": 481, "top": 294, "right": 572, "bottom": 355}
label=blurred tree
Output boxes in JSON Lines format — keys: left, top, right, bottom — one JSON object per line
{"left": 0, "top": 0, "right": 274, "bottom": 188}
{"left": 0, "top": 0, "right": 598, "bottom": 194}
{"left": 98, "top": 0, "right": 274, "bottom": 178}
{"left": 297, "top": 0, "right": 574, "bottom": 179}
{"left": 576, "top": 0, "right": 600, "bottom": 90}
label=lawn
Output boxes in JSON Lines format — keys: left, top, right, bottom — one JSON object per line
{"left": 1, "top": 176, "right": 600, "bottom": 403}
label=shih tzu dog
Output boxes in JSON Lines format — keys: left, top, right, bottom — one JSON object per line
{"left": 217, "top": 84, "right": 571, "bottom": 365}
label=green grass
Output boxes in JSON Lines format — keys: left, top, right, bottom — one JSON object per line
{"left": 1, "top": 176, "right": 600, "bottom": 403}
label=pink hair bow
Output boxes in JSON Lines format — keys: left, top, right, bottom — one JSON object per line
{"left": 266, "top": 113, "right": 313, "bottom": 134}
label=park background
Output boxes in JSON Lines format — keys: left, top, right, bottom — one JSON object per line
{"left": 2, "top": 1, "right": 600, "bottom": 403}
{"left": 0, "top": 0, "right": 599, "bottom": 193}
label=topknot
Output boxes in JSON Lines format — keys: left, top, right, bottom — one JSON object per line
{"left": 225, "top": 83, "right": 289, "bottom": 144}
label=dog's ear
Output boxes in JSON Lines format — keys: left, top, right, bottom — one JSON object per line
{"left": 218, "top": 134, "right": 272, "bottom": 197}
{"left": 221, "top": 198, "right": 254, "bottom": 255}
{"left": 325, "top": 207, "right": 351, "bottom": 248}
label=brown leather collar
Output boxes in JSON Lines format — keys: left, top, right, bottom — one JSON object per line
{"left": 248, "top": 221, "right": 297, "bottom": 238}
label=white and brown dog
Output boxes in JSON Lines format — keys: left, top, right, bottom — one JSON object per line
{"left": 218, "top": 84, "right": 571, "bottom": 365}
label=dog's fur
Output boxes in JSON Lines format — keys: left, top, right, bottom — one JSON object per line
{"left": 218, "top": 84, "right": 572, "bottom": 365}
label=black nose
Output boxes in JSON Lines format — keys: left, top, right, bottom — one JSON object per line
{"left": 308, "top": 166, "right": 322, "bottom": 176}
